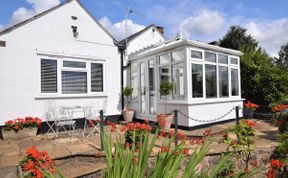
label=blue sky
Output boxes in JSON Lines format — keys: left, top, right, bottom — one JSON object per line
{"left": 0, "top": 0, "right": 288, "bottom": 56}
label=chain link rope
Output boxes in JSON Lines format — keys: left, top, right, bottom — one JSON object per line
{"left": 177, "top": 107, "right": 235, "bottom": 123}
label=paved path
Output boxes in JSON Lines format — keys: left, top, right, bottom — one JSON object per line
{"left": 0, "top": 119, "right": 278, "bottom": 177}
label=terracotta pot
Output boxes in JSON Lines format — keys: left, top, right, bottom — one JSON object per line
{"left": 157, "top": 114, "right": 173, "bottom": 131}
{"left": 1, "top": 127, "right": 38, "bottom": 140}
{"left": 123, "top": 109, "right": 134, "bottom": 122}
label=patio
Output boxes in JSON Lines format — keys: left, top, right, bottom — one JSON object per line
{"left": 0, "top": 119, "right": 279, "bottom": 178}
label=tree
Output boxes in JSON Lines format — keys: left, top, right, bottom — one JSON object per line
{"left": 219, "top": 26, "right": 258, "bottom": 52}
{"left": 275, "top": 42, "right": 288, "bottom": 69}
{"left": 220, "top": 26, "right": 288, "bottom": 107}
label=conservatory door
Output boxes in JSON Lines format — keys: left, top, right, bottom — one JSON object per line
{"left": 139, "top": 59, "right": 156, "bottom": 115}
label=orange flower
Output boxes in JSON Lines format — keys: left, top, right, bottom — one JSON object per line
{"left": 160, "top": 146, "right": 169, "bottom": 153}
{"left": 182, "top": 147, "right": 189, "bottom": 155}
{"left": 244, "top": 120, "right": 256, "bottom": 127}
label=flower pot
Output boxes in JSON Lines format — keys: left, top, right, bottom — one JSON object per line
{"left": 157, "top": 114, "right": 173, "bottom": 131}
{"left": 123, "top": 109, "right": 134, "bottom": 122}
{"left": 1, "top": 127, "right": 38, "bottom": 140}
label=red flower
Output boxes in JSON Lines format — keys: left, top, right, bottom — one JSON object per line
{"left": 190, "top": 138, "right": 204, "bottom": 145}
{"left": 203, "top": 129, "right": 211, "bottom": 136}
{"left": 160, "top": 146, "right": 169, "bottom": 153}
{"left": 13, "top": 125, "right": 20, "bottom": 130}
{"left": 182, "top": 147, "right": 189, "bottom": 155}
{"left": 244, "top": 120, "right": 256, "bottom": 127}
{"left": 270, "top": 159, "right": 284, "bottom": 168}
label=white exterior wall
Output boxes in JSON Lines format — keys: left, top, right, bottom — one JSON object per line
{"left": 123, "top": 26, "right": 164, "bottom": 87}
{"left": 126, "top": 27, "right": 164, "bottom": 55}
{"left": 0, "top": 1, "right": 121, "bottom": 124}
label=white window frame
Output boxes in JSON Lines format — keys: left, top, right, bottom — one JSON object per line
{"left": 157, "top": 48, "right": 186, "bottom": 101}
{"left": 38, "top": 56, "right": 106, "bottom": 98}
{"left": 189, "top": 47, "right": 241, "bottom": 101}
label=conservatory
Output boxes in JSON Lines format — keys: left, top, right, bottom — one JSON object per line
{"left": 127, "top": 38, "right": 243, "bottom": 129}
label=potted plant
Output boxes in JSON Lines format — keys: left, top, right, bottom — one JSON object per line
{"left": 157, "top": 81, "right": 174, "bottom": 131}
{"left": 244, "top": 101, "right": 258, "bottom": 118}
{"left": 122, "top": 86, "right": 134, "bottom": 122}
{"left": 1, "top": 117, "right": 42, "bottom": 140}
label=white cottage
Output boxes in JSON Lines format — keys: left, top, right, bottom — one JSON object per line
{"left": 127, "top": 36, "right": 244, "bottom": 129}
{"left": 0, "top": 0, "right": 121, "bottom": 124}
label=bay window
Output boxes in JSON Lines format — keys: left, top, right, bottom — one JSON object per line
{"left": 40, "top": 58, "right": 104, "bottom": 95}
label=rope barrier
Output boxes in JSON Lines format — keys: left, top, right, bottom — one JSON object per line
{"left": 177, "top": 107, "right": 235, "bottom": 123}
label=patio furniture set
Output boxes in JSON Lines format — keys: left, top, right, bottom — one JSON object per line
{"left": 43, "top": 101, "right": 105, "bottom": 140}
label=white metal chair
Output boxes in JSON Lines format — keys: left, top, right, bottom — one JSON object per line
{"left": 43, "top": 101, "right": 58, "bottom": 136}
{"left": 84, "top": 99, "right": 107, "bottom": 138}
{"left": 54, "top": 106, "right": 76, "bottom": 139}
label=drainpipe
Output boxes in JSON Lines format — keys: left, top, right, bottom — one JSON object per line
{"left": 118, "top": 44, "right": 126, "bottom": 111}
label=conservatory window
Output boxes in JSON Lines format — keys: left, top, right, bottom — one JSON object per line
{"left": 192, "top": 64, "right": 203, "bottom": 98}
{"left": 172, "top": 63, "right": 185, "bottom": 99}
{"left": 159, "top": 65, "right": 170, "bottom": 82}
{"left": 218, "top": 54, "right": 228, "bottom": 64}
{"left": 205, "top": 64, "right": 217, "bottom": 98}
{"left": 130, "top": 63, "right": 138, "bottom": 99}
{"left": 205, "top": 52, "right": 216, "bottom": 63}
{"left": 159, "top": 53, "right": 171, "bottom": 65}
{"left": 219, "top": 66, "right": 229, "bottom": 97}
{"left": 191, "top": 50, "right": 202, "bottom": 59}
{"left": 231, "top": 68, "right": 239, "bottom": 96}
{"left": 230, "top": 57, "right": 238, "bottom": 65}
{"left": 172, "top": 50, "right": 184, "bottom": 62}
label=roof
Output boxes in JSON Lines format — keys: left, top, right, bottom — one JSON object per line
{"left": 0, "top": 0, "right": 116, "bottom": 42}
{"left": 129, "top": 38, "right": 242, "bottom": 60}
{"left": 118, "top": 24, "right": 164, "bottom": 45}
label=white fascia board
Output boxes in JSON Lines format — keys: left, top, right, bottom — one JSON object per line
{"left": 129, "top": 39, "right": 242, "bottom": 61}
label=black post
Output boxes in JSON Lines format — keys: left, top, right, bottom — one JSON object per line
{"left": 100, "top": 110, "right": 104, "bottom": 150}
{"left": 173, "top": 109, "right": 178, "bottom": 147}
{"left": 235, "top": 106, "right": 239, "bottom": 125}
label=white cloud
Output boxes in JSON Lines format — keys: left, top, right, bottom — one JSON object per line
{"left": 99, "top": 16, "right": 145, "bottom": 41}
{"left": 180, "top": 10, "right": 225, "bottom": 39}
{"left": 245, "top": 19, "right": 288, "bottom": 57}
{"left": 3, "top": 0, "right": 60, "bottom": 28}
